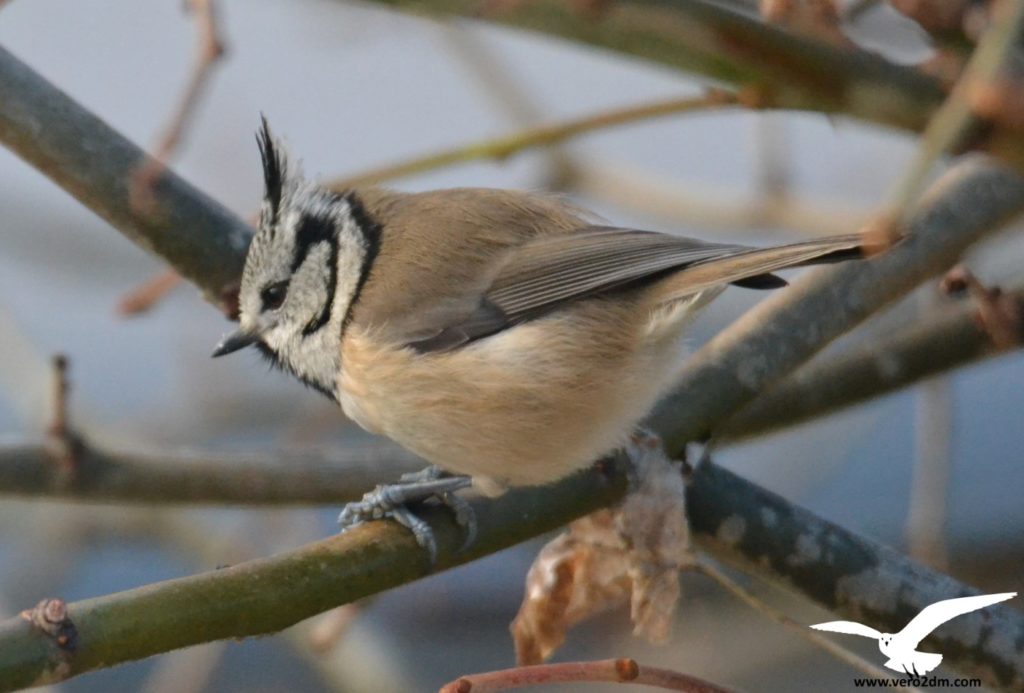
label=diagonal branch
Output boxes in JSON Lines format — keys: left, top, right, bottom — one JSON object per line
{"left": 0, "top": 45, "right": 250, "bottom": 314}
{"left": 718, "top": 285, "right": 1024, "bottom": 441}
{"left": 647, "top": 157, "right": 1024, "bottom": 452}
{"left": 328, "top": 89, "right": 740, "bottom": 189}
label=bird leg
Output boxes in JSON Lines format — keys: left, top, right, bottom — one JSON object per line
{"left": 337, "top": 466, "right": 476, "bottom": 563}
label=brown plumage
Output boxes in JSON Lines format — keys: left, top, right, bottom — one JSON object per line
{"left": 329, "top": 188, "right": 860, "bottom": 494}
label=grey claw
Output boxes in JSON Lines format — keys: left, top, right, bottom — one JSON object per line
{"left": 336, "top": 471, "right": 475, "bottom": 562}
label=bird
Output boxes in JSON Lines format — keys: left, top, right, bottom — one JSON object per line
{"left": 213, "top": 119, "right": 864, "bottom": 558}
{"left": 811, "top": 592, "right": 1017, "bottom": 676}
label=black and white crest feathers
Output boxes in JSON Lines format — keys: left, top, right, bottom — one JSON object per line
{"left": 257, "top": 115, "right": 286, "bottom": 221}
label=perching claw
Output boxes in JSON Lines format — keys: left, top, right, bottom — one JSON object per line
{"left": 337, "top": 467, "right": 476, "bottom": 563}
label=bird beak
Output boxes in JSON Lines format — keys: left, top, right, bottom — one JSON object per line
{"left": 211, "top": 328, "right": 259, "bottom": 357}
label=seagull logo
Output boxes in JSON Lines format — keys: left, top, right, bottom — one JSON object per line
{"left": 810, "top": 592, "right": 1016, "bottom": 676}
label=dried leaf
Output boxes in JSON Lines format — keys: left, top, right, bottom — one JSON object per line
{"left": 511, "top": 438, "right": 694, "bottom": 664}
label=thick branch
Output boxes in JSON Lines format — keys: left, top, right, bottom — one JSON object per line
{"left": 2, "top": 458, "right": 1021, "bottom": 690}
{"left": 0, "top": 45, "right": 249, "bottom": 312}
{"left": 0, "top": 458, "right": 630, "bottom": 691}
{"left": 719, "top": 286, "right": 1024, "bottom": 440}
{"left": 686, "top": 462, "right": 1024, "bottom": 690}
{"left": 648, "top": 157, "right": 1024, "bottom": 452}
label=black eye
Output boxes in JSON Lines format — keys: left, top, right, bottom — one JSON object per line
{"left": 260, "top": 280, "right": 289, "bottom": 310}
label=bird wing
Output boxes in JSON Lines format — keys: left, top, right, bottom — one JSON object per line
{"left": 408, "top": 227, "right": 861, "bottom": 353}
{"left": 898, "top": 593, "right": 1017, "bottom": 649}
{"left": 810, "top": 621, "right": 883, "bottom": 639}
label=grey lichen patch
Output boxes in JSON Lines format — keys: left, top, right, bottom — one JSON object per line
{"left": 787, "top": 532, "right": 823, "bottom": 567}
{"left": 835, "top": 565, "right": 902, "bottom": 621}
{"left": 716, "top": 515, "right": 747, "bottom": 547}
{"left": 735, "top": 352, "right": 770, "bottom": 390}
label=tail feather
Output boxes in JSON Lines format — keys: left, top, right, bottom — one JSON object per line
{"left": 656, "top": 234, "right": 862, "bottom": 303}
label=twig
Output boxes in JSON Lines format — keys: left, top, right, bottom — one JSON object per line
{"left": 943, "top": 265, "right": 1024, "bottom": 348}
{"left": 130, "top": 0, "right": 226, "bottom": 214}
{"left": 328, "top": 90, "right": 739, "bottom": 189}
{"left": 116, "top": 269, "right": 184, "bottom": 316}
{"left": 439, "top": 22, "right": 577, "bottom": 187}
{"left": 567, "top": 158, "right": 868, "bottom": 237}
{"left": 717, "top": 284, "right": 1024, "bottom": 440}
{"left": 439, "top": 658, "right": 736, "bottom": 692}
{"left": 694, "top": 559, "right": 915, "bottom": 690}
{"left": 44, "top": 355, "right": 80, "bottom": 477}
{"left": 869, "top": 0, "right": 1024, "bottom": 249}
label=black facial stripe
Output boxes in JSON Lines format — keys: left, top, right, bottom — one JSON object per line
{"left": 302, "top": 239, "right": 337, "bottom": 336}
{"left": 256, "top": 116, "right": 285, "bottom": 224}
{"left": 289, "top": 212, "right": 340, "bottom": 337}
{"left": 291, "top": 214, "right": 337, "bottom": 273}
{"left": 254, "top": 342, "right": 337, "bottom": 401}
{"left": 340, "top": 191, "right": 382, "bottom": 336}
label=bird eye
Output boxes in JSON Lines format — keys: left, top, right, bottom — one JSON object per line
{"left": 260, "top": 280, "right": 289, "bottom": 311}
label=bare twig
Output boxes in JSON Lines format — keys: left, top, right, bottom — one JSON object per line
{"left": 439, "top": 658, "right": 735, "bottom": 692}
{"left": 130, "top": 0, "right": 226, "bottom": 214}
{"left": 328, "top": 90, "right": 739, "bottom": 189}
{"left": 870, "top": 0, "right": 1024, "bottom": 249}
{"left": 567, "top": 159, "right": 868, "bottom": 237}
{"left": 695, "top": 559, "right": 914, "bottom": 689}
{"left": 116, "top": 269, "right": 184, "bottom": 316}
{"left": 943, "top": 265, "right": 1024, "bottom": 347}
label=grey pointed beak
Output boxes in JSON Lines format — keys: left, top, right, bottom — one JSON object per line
{"left": 212, "top": 328, "right": 259, "bottom": 357}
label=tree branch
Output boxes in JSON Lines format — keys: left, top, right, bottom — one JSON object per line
{"left": 2, "top": 457, "right": 1021, "bottom": 690}
{"left": 356, "top": 0, "right": 946, "bottom": 133}
{"left": 647, "top": 157, "right": 1024, "bottom": 452}
{"left": 686, "top": 462, "right": 1024, "bottom": 690}
{"left": 0, "top": 45, "right": 249, "bottom": 314}
{"left": 0, "top": 435, "right": 417, "bottom": 505}
{"left": 718, "top": 285, "right": 1024, "bottom": 440}
{"left": 0, "top": 457, "right": 631, "bottom": 691}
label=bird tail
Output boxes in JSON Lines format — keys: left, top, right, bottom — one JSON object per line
{"left": 654, "top": 234, "right": 863, "bottom": 303}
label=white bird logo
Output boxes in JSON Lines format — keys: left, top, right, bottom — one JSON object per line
{"left": 810, "top": 592, "right": 1016, "bottom": 676}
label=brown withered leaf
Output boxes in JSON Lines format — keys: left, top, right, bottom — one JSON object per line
{"left": 511, "top": 438, "right": 694, "bottom": 664}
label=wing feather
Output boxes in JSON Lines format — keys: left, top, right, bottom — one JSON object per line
{"left": 408, "top": 227, "right": 862, "bottom": 353}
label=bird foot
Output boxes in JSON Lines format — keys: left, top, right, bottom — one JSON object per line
{"left": 337, "top": 468, "right": 475, "bottom": 563}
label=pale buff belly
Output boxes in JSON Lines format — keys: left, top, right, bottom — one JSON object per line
{"left": 337, "top": 309, "right": 688, "bottom": 489}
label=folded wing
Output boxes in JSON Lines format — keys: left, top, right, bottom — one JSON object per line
{"left": 409, "top": 227, "right": 862, "bottom": 352}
